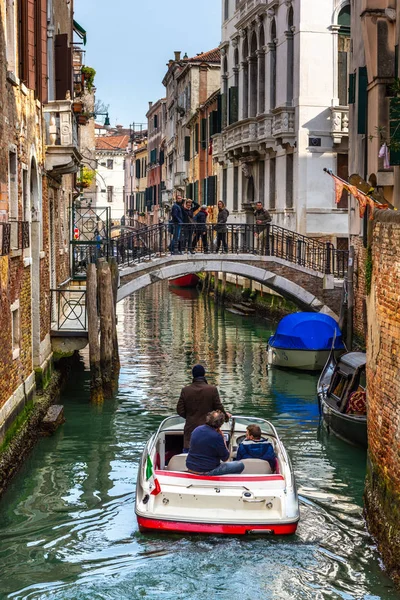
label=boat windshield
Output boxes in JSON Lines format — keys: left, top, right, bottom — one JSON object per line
{"left": 232, "top": 416, "right": 277, "bottom": 437}
{"left": 157, "top": 415, "right": 185, "bottom": 431}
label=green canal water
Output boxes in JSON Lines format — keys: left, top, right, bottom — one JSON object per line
{"left": 0, "top": 283, "right": 399, "bottom": 600}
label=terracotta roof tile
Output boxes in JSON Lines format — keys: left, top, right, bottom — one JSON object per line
{"left": 184, "top": 48, "right": 221, "bottom": 63}
{"left": 96, "top": 135, "right": 130, "bottom": 151}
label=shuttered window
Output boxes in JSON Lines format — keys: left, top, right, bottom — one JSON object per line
{"left": 286, "top": 154, "right": 293, "bottom": 209}
{"left": 390, "top": 96, "right": 400, "bottom": 166}
{"left": 186, "top": 183, "right": 193, "bottom": 199}
{"left": 357, "top": 66, "right": 368, "bottom": 135}
{"left": 229, "top": 87, "right": 239, "bottom": 124}
{"left": 194, "top": 180, "right": 199, "bottom": 204}
{"left": 18, "top": 0, "right": 28, "bottom": 82}
{"left": 348, "top": 72, "right": 356, "bottom": 104}
{"left": 35, "top": 0, "right": 47, "bottom": 101}
{"left": 202, "top": 179, "right": 207, "bottom": 204}
{"left": 222, "top": 169, "right": 227, "bottom": 204}
{"left": 269, "top": 158, "right": 276, "bottom": 209}
{"left": 184, "top": 136, "right": 191, "bottom": 161}
{"left": 216, "top": 95, "right": 222, "bottom": 133}
{"left": 207, "top": 175, "right": 217, "bottom": 206}
{"left": 135, "top": 159, "right": 141, "bottom": 179}
{"left": 195, "top": 124, "right": 199, "bottom": 153}
{"left": 233, "top": 166, "right": 239, "bottom": 212}
{"left": 201, "top": 119, "right": 207, "bottom": 149}
{"left": 55, "top": 33, "right": 72, "bottom": 101}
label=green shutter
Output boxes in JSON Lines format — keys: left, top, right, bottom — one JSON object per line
{"left": 207, "top": 175, "right": 216, "bottom": 206}
{"left": 195, "top": 123, "right": 199, "bottom": 152}
{"left": 136, "top": 159, "right": 140, "bottom": 179}
{"left": 390, "top": 96, "right": 400, "bottom": 165}
{"left": 217, "top": 95, "right": 222, "bottom": 133}
{"left": 194, "top": 180, "right": 199, "bottom": 203}
{"left": 184, "top": 136, "right": 191, "bottom": 161}
{"left": 209, "top": 114, "right": 214, "bottom": 137}
{"left": 229, "top": 87, "right": 239, "bottom": 124}
{"left": 186, "top": 183, "right": 193, "bottom": 199}
{"left": 221, "top": 93, "right": 227, "bottom": 128}
{"left": 212, "top": 111, "right": 219, "bottom": 135}
{"left": 202, "top": 178, "right": 207, "bottom": 203}
{"left": 348, "top": 73, "right": 356, "bottom": 104}
{"left": 201, "top": 118, "right": 207, "bottom": 149}
{"left": 357, "top": 66, "right": 368, "bottom": 135}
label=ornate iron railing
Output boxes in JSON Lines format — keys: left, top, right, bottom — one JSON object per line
{"left": 50, "top": 288, "right": 87, "bottom": 331}
{"left": 71, "top": 241, "right": 109, "bottom": 279}
{"left": 109, "top": 222, "right": 348, "bottom": 278}
{"left": 0, "top": 223, "right": 11, "bottom": 255}
{"left": 19, "top": 221, "right": 30, "bottom": 249}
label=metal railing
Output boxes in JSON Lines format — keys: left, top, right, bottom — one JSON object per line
{"left": 50, "top": 288, "right": 87, "bottom": 331}
{"left": 0, "top": 221, "right": 29, "bottom": 255}
{"left": 71, "top": 241, "right": 110, "bottom": 279}
{"left": 0, "top": 222, "right": 11, "bottom": 255}
{"left": 109, "top": 223, "right": 348, "bottom": 278}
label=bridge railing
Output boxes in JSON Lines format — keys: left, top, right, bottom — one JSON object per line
{"left": 109, "top": 223, "right": 348, "bottom": 278}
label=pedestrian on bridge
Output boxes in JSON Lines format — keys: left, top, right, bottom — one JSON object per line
{"left": 181, "top": 198, "right": 199, "bottom": 253}
{"left": 215, "top": 201, "right": 229, "bottom": 253}
{"left": 254, "top": 201, "right": 272, "bottom": 254}
{"left": 192, "top": 205, "right": 209, "bottom": 253}
{"left": 170, "top": 196, "right": 183, "bottom": 254}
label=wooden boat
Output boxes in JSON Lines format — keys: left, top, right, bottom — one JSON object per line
{"left": 267, "top": 312, "right": 345, "bottom": 371}
{"left": 135, "top": 415, "right": 299, "bottom": 535}
{"left": 168, "top": 274, "right": 200, "bottom": 288}
{"left": 317, "top": 351, "right": 367, "bottom": 448}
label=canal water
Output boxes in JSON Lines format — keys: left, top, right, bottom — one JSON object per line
{"left": 0, "top": 282, "right": 399, "bottom": 600}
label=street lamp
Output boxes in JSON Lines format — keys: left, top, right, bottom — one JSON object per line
{"left": 95, "top": 112, "right": 110, "bottom": 129}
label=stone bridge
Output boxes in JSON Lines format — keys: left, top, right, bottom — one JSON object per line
{"left": 118, "top": 254, "right": 343, "bottom": 318}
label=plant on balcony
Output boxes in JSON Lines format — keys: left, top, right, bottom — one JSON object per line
{"left": 77, "top": 167, "right": 96, "bottom": 189}
{"left": 81, "top": 66, "right": 96, "bottom": 92}
{"left": 72, "top": 101, "right": 84, "bottom": 114}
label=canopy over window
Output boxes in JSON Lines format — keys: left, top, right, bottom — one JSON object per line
{"left": 73, "top": 20, "right": 87, "bottom": 46}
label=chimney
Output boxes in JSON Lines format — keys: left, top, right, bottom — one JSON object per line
{"left": 116, "top": 124, "right": 123, "bottom": 129}
{"left": 148, "top": 101, "right": 153, "bottom": 110}
{"left": 174, "top": 51, "right": 181, "bottom": 61}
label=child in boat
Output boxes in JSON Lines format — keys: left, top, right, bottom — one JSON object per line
{"left": 236, "top": 424, "right": 276, "bottom": 472}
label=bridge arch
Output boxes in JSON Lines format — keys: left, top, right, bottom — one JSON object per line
{"left": 118, "top": 260, "right": 338, "bottom": 318}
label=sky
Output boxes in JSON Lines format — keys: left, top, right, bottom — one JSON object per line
{"left": 74, "top": 0, "right": 222, "bottom": 128}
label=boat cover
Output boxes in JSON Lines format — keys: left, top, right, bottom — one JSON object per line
{"left": 268, "top": 313, "right": 345, "bottom": 351}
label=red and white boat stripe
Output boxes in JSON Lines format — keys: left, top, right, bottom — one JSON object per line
{"left": 137, "top": 516, "right": 298, "bottom": 535}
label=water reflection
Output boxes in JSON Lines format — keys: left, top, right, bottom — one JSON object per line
{"left": 0, "top": 282, "right": 398, "bottom": 600}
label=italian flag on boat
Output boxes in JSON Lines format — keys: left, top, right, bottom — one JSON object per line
{"left": 146, "top": 455, "right": 161, "bottom": 496}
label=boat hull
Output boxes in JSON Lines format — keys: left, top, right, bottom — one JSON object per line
{"left": 137, "top": 516, "right": 298, "bottom": 536}
{"left": 169, "top": 274, "right": 200, "bottom": 288}
{"left": 267, "top": 346, "right": 340, "bottom": 371}
{"left": 319, "top": 394, "right": 367, "bottom": 448}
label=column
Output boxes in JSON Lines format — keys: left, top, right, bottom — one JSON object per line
{"left": 241, "top": 61, "right": 249, "bottom": 119}
{"left": 257, "top": 48, "right": 266, "bottom": 115}
{"left": 249, "top": 56, "right": 257, "bottom": 118}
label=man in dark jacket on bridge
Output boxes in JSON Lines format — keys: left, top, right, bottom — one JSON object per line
{"left": 254, "top": 201, "right": 272, "bottom": 254}
{"left": 177, "top": 364, "right": 231, "bottom": 450}
{"left": 170, "top": 196, "right": 183, "bottom": 254}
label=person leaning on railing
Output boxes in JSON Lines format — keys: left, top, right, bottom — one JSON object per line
{"left": 254, "top": 201, "right": 272, "bottom": 254}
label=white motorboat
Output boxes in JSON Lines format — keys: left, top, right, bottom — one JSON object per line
{"left": 135, "top": 415, "right": 299, "bottom": 535}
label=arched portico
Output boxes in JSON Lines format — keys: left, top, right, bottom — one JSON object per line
{"left": 118, "top": 257, "right": 340, "bottom": 319}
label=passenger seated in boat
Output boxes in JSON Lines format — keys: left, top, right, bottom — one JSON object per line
{"left": 186, "top": 411, "right": 244, "bottom": 476}
{"left": 236, "top": 425, "right": 276, "bottom": 472}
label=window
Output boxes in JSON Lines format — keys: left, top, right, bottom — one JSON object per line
{"left": 11, "top": 301, "right": 20, "bottom": 359}
{"left": 224, "top": 0, "right": 229, "bottom": 21}
{"left": 107, "top": 186, "right": 114, "bottom": 203}
{"left": 233, "top": 166, "right": 239, "bottom": 211}
{"left": 269, "top": 158, "right": 276, "bottom": 209}
{"left": 338, "top": 5, "right": 351, "bottom": 106}
{"left": 154, "top": 114, "right": 158, "bottom": 129}
{"left": 223, "top": 168, "right": 228, "bottom": 204}
{"left": 286, "top": 154, "right": 293, "bottom": 209}
{"left": 107, "top": 159, "right": 114, "bottom": 169}
{"left": 9, "top": 150, "right": 18, "bottom": 249}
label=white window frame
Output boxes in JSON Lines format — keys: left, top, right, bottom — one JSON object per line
{"left": 11, "top": 299, "right": 20, "bottom": 360}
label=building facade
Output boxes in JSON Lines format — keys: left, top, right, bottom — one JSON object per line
{"left": 95, "top": 133, "right": 130, "bottom": 224}
{"left": 146, "top": 98, "right": 166, "bottom": 223}
{"left": 0, "top": 0, "right": 91, "bottom": 441}
{"left": 214, "top": 0, "right": 350, "bottom": 244}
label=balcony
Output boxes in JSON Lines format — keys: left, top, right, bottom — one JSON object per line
{"left": 223, "top": 115, "right": 274, "bottom": 159}
{"left": 330, "top": 106, "right": 349, "bottom": 144}
{"left": 271, "top": 107, "right": 295, "bottom": 144}
{"left": 43, "top": 100, "right": 82, "bottom": 176}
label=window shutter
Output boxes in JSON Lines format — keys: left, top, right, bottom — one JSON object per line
{"left": 136, "top": 159, "right": 141, "bottom": 179}
{"left": 207, "top": 175, "right": 216, "bottom": 206}
{"left": 357, "top": 66, "right": 368, "bottom": 135}
{"left": 202, "top": 179, "right": 207, "bottom": 204}
{"left": 338, "top": 51, "right": 348, "bottom": 107}
{"left": 221, "top": 93, "right": 227, "bottom": 128}
{"left": 154, "top": 114, "right": 158, "bottom": 129}
{"left": 18, "top": 0, "right": 29, "bottom": 83}
{"left": 195, "top": 123, "right": 199, "bottom": 151}
{"left": 209, "top": 114, "right": 214, "bottom": 137}
{"left": 27, "top": 0, "right": 35, "bottom": 89}
{"left": 201, "top": 118, "right": 207, "bottom": 149}
{"left": 229, "top": 87, "right": 239, "bottom": 124}
{"left": 348, "top": 73, "right": 356, "bottom": 104}
{"left": 194, "top": 181, "right": 199, "bottom": 203}
{"left": 55, "top": 33, "right": 72, "bottom": 100}
{"left": 159, "top": 150, "right": 164, "bottom": 165}
{"left": 186, "top": 183, "right": 193, "bottom": 199}
{"left": 217, "top": 95, "right": 222, "bottom": 133}
{"left": 184, "top": 136, "right": 191, "bottom": 161}
{"left": 390, "top": 97, "right": 400, "bottom": 165}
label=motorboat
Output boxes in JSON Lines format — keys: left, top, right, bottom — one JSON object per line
{"left": 168, "top": 274, "right": 200, "bottom": 288}
{"left": 267, "top": 312, "right": 345, "bottom": 371}
{"left": 317, "top": 351, "right": 367, "bottom": 448}
{"left": 135, "top": 415, "right": 299, "bottom": 535}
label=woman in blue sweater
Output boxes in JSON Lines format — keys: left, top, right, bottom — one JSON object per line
{"left": 236, "top": 424, "right": 276, "bottom": 472}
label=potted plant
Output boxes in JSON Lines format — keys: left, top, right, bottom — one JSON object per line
{"left": 72, "top": 101, "right": 84, "bottom": 113}
{"left": 77, "top": 167, "right": 95, "bottom": 189}
{"left": 81, "top": 66, "right": 96, "bottom": 92}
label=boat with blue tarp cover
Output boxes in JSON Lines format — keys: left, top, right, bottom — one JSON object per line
{"left": 267, "top": 312, "right": 345, "bottom": 371}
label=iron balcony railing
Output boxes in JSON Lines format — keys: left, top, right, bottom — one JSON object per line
{"left": 109, "top": 222, "right": 348, "bottom": 278}
{"left": 0, "top": 222, "right": 11, "bottom": 255}
{"left": 50, "top": 287, "right": 87, "bottom": 332}
{"left": 0, "top": 221, "right": 29, "bottom": 255}
{"left": 71, "top": 241, "right": 110, "bottom": 279}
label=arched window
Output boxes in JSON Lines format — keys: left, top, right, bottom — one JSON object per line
{"left": 337, "top": 4, "right": 351, "bottom": 105}
{"left": 249, "top": 32, "right": 258, "bottom": 117}
{"left": 234, "top": 48, "right": 239, "bottom": 87}
{"left": 259, "top": 25, "right": 265, "bottom": 114}
{"left": 270, "top": 19, "right": 277, "bottom": 110}
{"left": 287, "top": 7, "right": 294, "bottom": 104}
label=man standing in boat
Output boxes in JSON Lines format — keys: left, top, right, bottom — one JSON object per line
{"left": 177, "top": 364, "right": 231, "bottom": 451}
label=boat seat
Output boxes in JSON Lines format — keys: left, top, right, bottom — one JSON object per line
{"left": 167, "top": 453, "right": 188, "bottom": 472}
{"left": 240, "top": 459, "right": 272, "bottom": 475}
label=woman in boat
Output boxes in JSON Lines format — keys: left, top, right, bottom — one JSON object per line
{"left": 236, "top": 425, "right": 276, "bottom": 472}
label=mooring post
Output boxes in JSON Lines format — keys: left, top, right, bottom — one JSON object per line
{"left": 221, "top": 272, "right": 227, "bottom": 298}
{"left": 108, "top": 257, "right": 121, "bottom": 376}
{"left": 214, "top": 271, "right": 219, "bottom": 297}
{"left": 98, "top": 261, "right": 115, "bottom": 397}
{"left": 87, "top": 263, "right": 103, "bottom": 403}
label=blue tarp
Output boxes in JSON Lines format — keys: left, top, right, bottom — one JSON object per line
{"left": 268, "top": 312, "right": 345, "bottom": 351}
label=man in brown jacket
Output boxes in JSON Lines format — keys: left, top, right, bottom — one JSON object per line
{"left": 177, "top": 365, "right": 231, "bottom": 450}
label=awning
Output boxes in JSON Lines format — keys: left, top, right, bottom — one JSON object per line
{"left": 73, "top": 20, "right": 87, "bottom": 46}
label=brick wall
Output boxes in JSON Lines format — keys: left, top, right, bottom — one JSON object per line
{"left": 352, "top": 235, "right": 367, "bottom": 342}
{"left": 364, "top": 211, "right": 400, "bottom": 585}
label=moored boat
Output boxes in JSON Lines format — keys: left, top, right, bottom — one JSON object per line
{"left": 135, "top": 415, "right": 299, "bottom": 535}
{"left": 317, "top": 351, "right": 367, "bottom": 448}
{"left": 267, "top": 312, "right": 345, "bottom": 371}
{"left": 169, "top": 274, "right": 200, "bottom": 288}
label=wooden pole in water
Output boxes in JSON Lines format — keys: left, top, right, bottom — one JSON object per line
{"left": 214, "top": 271, "right": 219, "bottom": 297}
{"left": 108, "top": 257, "right": 120, "bottom": 375}
{"left": 98, "top": 261, "right": 114, "bottom": 397}
{"left": 221, "top": 272, "right": 227, "bottom": 298}
{"left": 87, "top": 263, "right": 103, "bottom": 403}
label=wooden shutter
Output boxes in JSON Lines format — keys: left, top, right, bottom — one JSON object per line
{"left": 186, "top": 183, "right": 193, "bottom": 199}
{"left": 55, "top": 33, "right": 72, "bottom": 100}
{"left": 136, "top": 159, "right": 141, "bottom": 179}
{"left": 233, "top": 166, "right": 239, "bottom": 211}
{"left": 184, "top": 136, "right": 191, "bottom": 161}
{"left": 154, "top": 114, "right": 158, "bottom": 129}
{"left": 202, "top": 179, "right": 207, "bottom": 204}
{"left": 35, "top": 0, "right": 47, "bottom": 101}
{"left": 27, "top": 0, "right": 35, "bottom": 89}
{"left": 221, "top": 93, "right": 227, "bottom": 128}
{"left": 201, "top": 118, "right": 207, "bottom": 149}
{"left": 390, "top": 96, "right": 400, "bottom": 165}
{"left": 195, "top": 123, "right": 199, "bottom": 151}
{"left": 357, "top": 66, "right": 368, "bottom": 135}
{"left": 207, "top": 176, "right": 216, "bottom": 206}
{"left": 18, "top": 0, "right": 28, "bottom": 83}
{"left": 217, "top": 95, "right": 222, "bottom": 133}
{"left": 209, "top": 114, "right": 214, "bottom": 137}
{"left": 348, "top": 72, "right": 356, "bottom": 104}
{"left": 229, "top": 87, "right": 239, "bottom": 124}
{"left": 194, "top": 181, "right": 199, "bottom": 203}
{"left": 159, "top": 150, "right": 164, "bottom": 165}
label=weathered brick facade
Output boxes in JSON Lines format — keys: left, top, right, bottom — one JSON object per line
{"left": 364, "top": 210, "right": 400, "bottom": 586}
{"left": 352, "top": 235, "right": 367, "bottom": 343}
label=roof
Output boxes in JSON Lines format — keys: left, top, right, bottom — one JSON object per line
{"left": 96, "top": 135, "right": 130, "bottom": 151}
{"left": 184, "top": 48, "right": 220, "bottom": 64}
{"left": 339, "top": 352, "right": 366, "bottom": 370}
